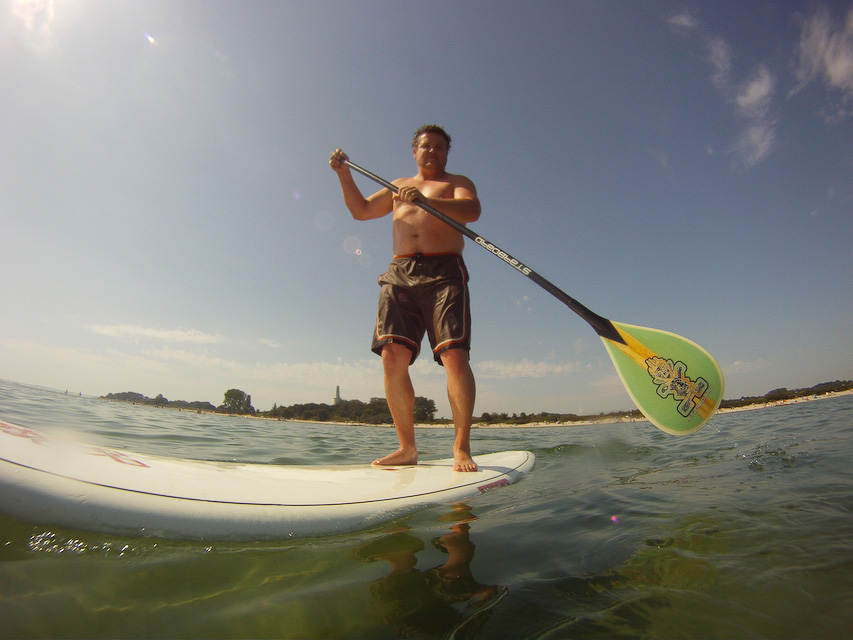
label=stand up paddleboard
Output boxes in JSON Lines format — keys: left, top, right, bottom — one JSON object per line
{"left": 0, "top": 420, "right": 534, "bottom": 541}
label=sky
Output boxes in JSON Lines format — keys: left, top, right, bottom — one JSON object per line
{"left": 1, "top": 0, "right": 851, "bottom": 419}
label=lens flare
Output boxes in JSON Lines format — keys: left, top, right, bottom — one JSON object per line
{"left": 343, "top": 236, "right": 361, "bottom": 255}
{"left": 144, "top": 33, "right": 156, "bottom": 44}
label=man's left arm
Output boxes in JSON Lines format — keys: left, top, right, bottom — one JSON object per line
{"left": 447, "top": 177, "right": 481, "bottom": 223}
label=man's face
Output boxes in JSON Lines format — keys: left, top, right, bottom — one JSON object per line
{"left": 413, "top": 132, "right": 448, "bottom": 172}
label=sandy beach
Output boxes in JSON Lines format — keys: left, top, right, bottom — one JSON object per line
{"left": 287, "top": 388, "right": 853, "bottom": 430}
{"left": 111, "top": 388, "right": 852, "bottom": 431}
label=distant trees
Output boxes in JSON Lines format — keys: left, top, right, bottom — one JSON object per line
{"left": 101, "top": 391, "right": 435, "bottom": 424}
{"left": 103, "top": 380, "right": 853, "bottom": 424}
{"left": 475, "top": 409, "right": 623, "bottom": 425}
{"left": 221, "top": 389, "right": 255, "bottom": 414}
{"left": 268, "top": 396, "right": 436, "bottom": 424}
{"left": 720, "top": 380, "right": 852, "bottom": 409}
{"left": 102, "top": 391, "right": 215, "bottom": 412}
{"left": 271, "top": 397, "right": 389, "bottom": 424}
{"left": 765, "top": 388, "right": 794, "bottom": 402}
{"left": 414, "top": 396, "right": 437, "bottom": 422}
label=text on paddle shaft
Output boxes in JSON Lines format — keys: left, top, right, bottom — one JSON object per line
{"left": 474, "top": 237, "right": 532, "bottom": 276}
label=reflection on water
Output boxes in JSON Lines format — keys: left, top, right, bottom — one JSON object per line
{"left": 353, "top": 504, "right": 507, "bottom": 639}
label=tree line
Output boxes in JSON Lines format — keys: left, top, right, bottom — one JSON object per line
{"left": 102, "top": 391, "right": 217, "bottom": 412}
{"left": 103, "top": 380, "right": 852, "bottom": 423}
{"left": 269, "top": 396, "right": 437, "bottom": 424}
{"left": 101, "top": 389, "right": 436, "bottom": 423}
{"left": 102, "top": 388, "right": 254, "bottom": 414}
{"left": 718, "top": 379, "right": 852, "bottom": 409}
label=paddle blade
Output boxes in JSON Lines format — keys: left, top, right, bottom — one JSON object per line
{"left": 600, "top": 321, "right": 725, "bottom": 435}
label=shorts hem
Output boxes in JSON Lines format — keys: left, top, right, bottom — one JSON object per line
{"left": 432, "top": 342, "right": 470, "bottom": 365}
{"left": 372, "top": 337, "right": 420, "bottom": 364}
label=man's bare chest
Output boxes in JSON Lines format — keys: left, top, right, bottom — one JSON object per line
{"left": 398, "top": 178, "right": 455, "bottom": 199}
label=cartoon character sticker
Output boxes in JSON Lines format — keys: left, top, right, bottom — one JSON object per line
{"left": 645, "top": 356, "right": 710, "bottom": 420}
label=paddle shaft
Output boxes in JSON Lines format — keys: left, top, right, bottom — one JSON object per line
{"left": 344, "top": 159, "right": 624, "bottom": 344}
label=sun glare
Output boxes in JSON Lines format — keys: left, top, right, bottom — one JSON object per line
{"left": 12, "top": 0, "right": 55, "bottom": 33}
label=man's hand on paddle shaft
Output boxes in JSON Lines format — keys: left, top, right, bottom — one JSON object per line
{"left": 329, "top": 148, "right": 350, "bottom": 172}
{"left": 330, "top": 148, "right": 394, "bottom": 221}
{"left": 396, "top": 185, "right": 423, "bottom": 204}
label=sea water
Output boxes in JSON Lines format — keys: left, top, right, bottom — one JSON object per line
{"left": 0, "top": 379, "right": 850, "bottom": 639}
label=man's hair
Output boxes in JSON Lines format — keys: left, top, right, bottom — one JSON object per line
{"left": 412, "top": 124, "right": 451, "bottom": 151}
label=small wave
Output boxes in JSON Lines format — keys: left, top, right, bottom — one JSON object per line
{"left": 539, "top": 443, "right": 586, "bottom": 457}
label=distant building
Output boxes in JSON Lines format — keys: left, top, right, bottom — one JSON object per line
{"left": 334, "top": 386, "right": 342, "bottom": 405}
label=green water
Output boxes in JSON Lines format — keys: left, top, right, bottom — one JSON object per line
{"left": 1, "top": 381, "right": 851, "bottom": 638}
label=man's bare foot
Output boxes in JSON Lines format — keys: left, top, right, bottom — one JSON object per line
{"left": 454, "top": 451, "right": 478, "bottom": 472}
{"left": 372, "top": 448, "right": 418, "bottom": 467}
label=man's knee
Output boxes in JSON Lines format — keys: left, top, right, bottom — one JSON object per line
{"left": 382, "top": 343, "right": 413, "bottom": 372}
{"left": 439, "top": 348, "right": 472, "bottom": 373}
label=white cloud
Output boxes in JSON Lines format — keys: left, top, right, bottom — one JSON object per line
{"left": 11, "top": 0, "right": 55, "bottom": 40}
{"left": 0, "top": 337, "right": 385, "bottom": 408}
{"left": 707, "top": 36, "right": 733, "bottom": 91}
{"left": 792, "top": 5, "right": 853, "bottom": 99}
{"left": 476, "top": 358, "right": 581, "bottom": 379}
{"left": 726, "top": 359, "right": 766, "bottom": 374}
{"left": 734, "top": 124, "right": 776, "bottom": 168}
{"left": 8, "top": 0, "right": 81, "bottom": 53}
{"left": 737, "top": 66, "right": 775, "bottom": 118}
{"left": 668, "top": 15, "right": 778, "bottom": 168}
{"left": 648, "top": 148, "right": 673, "bottom": 178}
{"left": 89, "top": 325, "right": 223, "bottom": 344}
{"left": 667, "top": 12, "right": 698, "bottom": 32}
{"left": 589, "top": 374, "right": 623, "bottom": 391}
{"left": 143, "top": 346, "right": 230, "bottom": 369}
{"left": 0, "top": 338, "right": 174, "bottom": 396}
{"left": 721, "top": 61, "right": 777, "bottom": 168}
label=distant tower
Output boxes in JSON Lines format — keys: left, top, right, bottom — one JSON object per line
{"left": 334, "top": 386, "right": 342, "bottom": 405}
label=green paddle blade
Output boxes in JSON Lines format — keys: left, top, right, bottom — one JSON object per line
{"left": 600, "top": 321, "right": 725, "bottom": 435}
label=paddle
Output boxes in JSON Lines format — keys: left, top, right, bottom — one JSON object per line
{"left": 344, "top": 159, "right": 724, "bottom": 435}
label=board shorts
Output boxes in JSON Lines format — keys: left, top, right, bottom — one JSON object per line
{"left": 372, "top": 253, "right": 471, "bottom": 365}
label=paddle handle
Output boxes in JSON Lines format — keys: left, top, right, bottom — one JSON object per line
{"left": 344, "top": 159, "right": 623, "bottom": 344}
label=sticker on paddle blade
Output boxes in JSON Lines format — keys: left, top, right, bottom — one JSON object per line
{"left": 645, "top": 356, "right": 710, "bottom": 418}
{"left": 601, "top": 321, "right": 724, "bottom": 435}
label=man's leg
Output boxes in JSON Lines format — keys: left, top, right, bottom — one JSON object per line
{"left": 440, "top": 348, "right": 478, "bottom": 472}
{"left": 372, "top": 343, "right": 419, "bottom": 466}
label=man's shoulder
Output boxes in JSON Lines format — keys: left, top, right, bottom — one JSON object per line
{"left": 444, "top": 172, "right": 477, "bottom": 193}
{"left": 448, "top": 172, "right": 476, "bottom": 187}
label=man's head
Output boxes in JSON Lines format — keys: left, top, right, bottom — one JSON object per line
{"left": 412, "top": 124, "right": 451, "bottom": 151}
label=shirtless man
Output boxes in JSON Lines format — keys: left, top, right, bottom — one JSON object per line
{"left": 329, "top": 124, "right": 481, "bottom": 472}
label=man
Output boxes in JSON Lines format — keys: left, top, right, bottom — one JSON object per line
{"left": 329, "top": 124, "right": 481, "bottom": 472}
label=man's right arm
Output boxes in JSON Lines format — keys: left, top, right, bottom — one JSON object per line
{"left": 330, "top": 149, "right": 393, "bottom": 221}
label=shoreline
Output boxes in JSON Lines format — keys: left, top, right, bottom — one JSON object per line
{"left": 286, "top": 389, "right": 853, "bottom": 430}
{"left": 102, "top": 388, "right": 852, "bottom": 430}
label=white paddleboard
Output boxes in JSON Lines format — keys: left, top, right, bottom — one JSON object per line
{"left": 0, "top": 419, "right": 534, "bottom": 541}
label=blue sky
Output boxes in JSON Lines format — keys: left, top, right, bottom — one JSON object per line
{"left": 2, "top": 0, "right": 851, "bottom": 418}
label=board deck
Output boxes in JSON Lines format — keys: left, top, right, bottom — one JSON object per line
{"left": 0, "top": 419, "right": 534, "bottom": 541}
